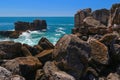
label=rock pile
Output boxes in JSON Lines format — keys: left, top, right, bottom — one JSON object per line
{"left": 0, "top": 3, "right": 119, "bottom": 80}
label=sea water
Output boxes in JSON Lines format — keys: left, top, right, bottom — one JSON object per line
{"left": 0, "top": 17, "right": 74, "bottom": 46}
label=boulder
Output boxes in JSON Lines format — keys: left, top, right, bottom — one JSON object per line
{"left": 83, "top": 17, "right": 106, "bottom": 28}
{"left": 99, "top": 33, "right": 119, "bottom": 45}
{"left": 7, "top": 75, "right": 25, "bottom": 80}
{"left": 0, "top": 31, "right": 21, "bottom": 38}
{"left": 106, "top": 73, "right": 120, "bottom": 80}
{"left": 109, "top": 3, "right": 120, "bottom": 26}
{"left": 87, "top": 38, "right": 109, "bottom": 65}
{"left": 33, "top": 20, "right": 47, "bottom": 30}
{"left": 0, "top": 41, "right": 22, "bottom": 59}
{"left": 35, "top": 49, "right": 53, "bottom": 64}
{"left": 15, "top": 20, "right": 47, "bottom": 31}
{"left": 0, "top": 66, "right": 12, "bottom": 79}
{"left": 74, "top": 8, "right": 92, "bottom": 27}
{"left": 21, "top": 46, "right": 32, "bottom": 57}
{"left": 92, "top": 9, "right": 109, "bottom": 25}
{"left": 43, "top": 61, "right": 75, "bottom": 80}
{"left": 23, "top": 44, "right": 37, "bottom": 56}
{"left": 35, "top": 69, "right": 46, "bottom": 80}
{"left": 38, "top": 37, "right": 54, "bottom": 50}
{"left": 53, "top": 34, "right": 91, "bottom": 80}
{"left": 2, "top": 56, "right": 42, "bottom": 80}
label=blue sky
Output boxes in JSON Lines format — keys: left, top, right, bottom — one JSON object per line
{"left": 0, "top": 0, "right": 119, "bottom": 16}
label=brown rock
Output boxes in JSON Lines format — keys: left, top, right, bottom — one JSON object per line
{"left": 0, "top": 66, "right": 12, "bottom": 79}
{"left": 109, "top": 3, "right": 120, "bottom": 26}
{"left": 53, "top": 34, "right": 91, "bottom": 80}
{"left": 15, "top": 19, "right": 47, "bottom": 31}
{"left": 23, "top": 44, "right": 36, "bottom": 55}
{"left": 88, "top": 38, "right": 109, "bottom": 65}
{"left": 107, "top": 73, "right": 120, "bottom": 80}
{"left": 7, "top": 75, "right": 25, "bottom": 80}
{"left": 0, "top": 41, "right": 22, "bottom": 59}
{"left": 0, "top": 31, "right": 21, "bottom": 38}
{"left": 74, "top": 8, "right": 92, "bottom": 27}
{"left": 84, "top": 17, "right": 106, "bottom": 28}
{"left": 92, "top": 9, "right": 109, "bottom": 25}
{"left": 35, "top": 49, "right": 53, "bottom": 64}
{"left": 2, "top": 56, "right": 42, "bottom": 80}
{"left": 99, "top": 33, "right": 119, "bottom": 45}
{"left": 43, "top": 61, "right": 75, "bottom": 80}
{"left": 38, "top": 37, "right": 54, "bottom": 50}
{"left": 21, "top": 46, "right": 32, "bottom": 56}
{"left": 35, "top": 69, "right": 46, "bottom": 80}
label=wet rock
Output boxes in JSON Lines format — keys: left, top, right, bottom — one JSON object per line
{"left": 2, "top": 56, "right": 42, "bottom": 80}
{"left": 35, "top": 49, "right": 53, "bottom": 64}
{"left": 88, "top": 38, "right": 108, "bottom": 65}
{"left": 106, "top": 73, "right": 120, "bottom": 80}
{"left": 0, "top": 31, "right": 21, "bottom": 38}
{"left": 0, "top": 41, "right": 22, "bottom": 59}
{"left": 53, "top": 34, "right": 91, "bottom": 80}
{"left": 74, "top": 8, "right": 92, "bottom": 27}
{"left": 38, "top": 37, "right": 54, "bottom": 50}
{"left": 43, "top": 61, "right": 75, "bottom": 80}
{"left": 15, "top": 19, "right": 47, "bottom": 31}
{"left": 92, "top": 9, "right": 109, "bottom": 25}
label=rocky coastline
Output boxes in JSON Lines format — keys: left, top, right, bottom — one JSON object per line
{"left": 0, "top": 19, "right": 47, "bottom": 38}
{"left": 0, "top": 3, "right": 119, "bottom": 80}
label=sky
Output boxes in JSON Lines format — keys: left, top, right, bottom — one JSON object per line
{"left": 0, "top": 0, "right": 119, "bottom": 17}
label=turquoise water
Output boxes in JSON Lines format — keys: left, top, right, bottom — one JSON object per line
{"left": 0, "top": 17, "right": 74, "bottom": 46}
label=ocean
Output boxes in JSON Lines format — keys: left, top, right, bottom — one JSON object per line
{"left": 0, "top": 17, "right": 74, "bottom": 46}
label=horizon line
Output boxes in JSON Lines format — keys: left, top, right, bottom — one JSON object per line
{"left": 0, "top": 16, "right": 74, "bottom": 17}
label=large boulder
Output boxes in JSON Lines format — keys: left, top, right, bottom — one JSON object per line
{"left": 38, "top": 37, "right": 54, "bottom": 50}
{"left": 2, "top": 56, "right": 42, "bottom": 80}
{"left": 0, "top": 31, "right": 21, "bottom": 38}
{"left": 83, "top": 17, "right": 106, "bottom": 28}
{"left": 15, "top": 20, "right": 47, "bottom": 31}
{"left": 53, "top": 34, "right": 91, "bottom": 80}
{"left": 109, "top": 3, "right": 120, "bottom": 26}
{"left": 35, "top": 49, "right": 53, "bottom": 64}
{"left": 0, "top": 66, "right": 12, "bottom": 79}
{"left": 0, "top": 41, "right": 22, "bottom": 59}
{"left": 106, "top": 73, "right": 120, "bottom": 80}
{"left": 43, "top": 61, "right": 75, "bottom": 80}
{"left": 87, "top": 38, "right": 109, "bottom": 65}
{"left": 74, "top": 8, "right": 92, "bottom": 27}
{"left": 92, "top": 9, "right": 109, "bottom": 25}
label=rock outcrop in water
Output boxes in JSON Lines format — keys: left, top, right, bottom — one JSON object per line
{"left": 0, "top": 3, "right": 119, "bottom": 80}
{"left": 15, "top": 20, "right": 47, "bottom": 31}
{"left": 0, "top": 19, "right": 47, "bottom": 38}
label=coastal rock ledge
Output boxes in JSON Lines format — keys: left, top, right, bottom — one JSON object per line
{"left": 0, "top": 19, "right": 47, "bottom": 38}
